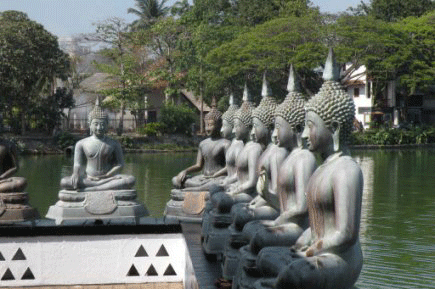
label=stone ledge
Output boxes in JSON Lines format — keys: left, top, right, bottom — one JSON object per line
{"left": 4, "top": 282, "right": 183, "bottom": 289}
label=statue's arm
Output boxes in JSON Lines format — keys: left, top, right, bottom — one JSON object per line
{"left": 71, "top": 141, "right": 85, "bottom": 189}
{"left": 176, "top": 148, "right": 204, "bottom": 183}
{"left": 103, "top": 141, "right": 124, "bottom": 178}
{"left": 275, "top": 155, "right": 316, "bottom": 225}
{"left": 0, "top": 143, "right": 18, "bottom": 179}
{"left": 306, "top": 162, "right": 363, "bottom": 257}
{"left": 268, "top": 150, "right": 287, "bottom": 196}
{"left": 210, "top": 166, "right": 227, "bottom": 178}
{"left": 234, "top": 147, "right": 262, "bottom": 194}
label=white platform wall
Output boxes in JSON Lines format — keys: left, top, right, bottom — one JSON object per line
{"left": 0, "top": 233, "right": 192, "bottom": 287}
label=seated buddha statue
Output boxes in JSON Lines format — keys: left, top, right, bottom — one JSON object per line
{"left": 0, "top": 138, "right": 39, "bottom": 223}
{"left": 230, "top": 65, "right": 317, "bottom": 288}
{"left": 201, "top": 83, "right": 258, "bottom": 255}
{"left": 47, "top": 98, "right": 148, "bottom": 224}
{"left": 203, "top": 78, "right": 279, "bottom": 256}
{"left": 178, "top": 94, "right": 243, "bottom": 192}
{"left": 254, "top": 49, "right": 363, "bottom": 289}
{"left": 172, "top": 98, "right": 230, "bottom": 189}
{"left": 60, "top": 98, "right": 135, "bottom": 192}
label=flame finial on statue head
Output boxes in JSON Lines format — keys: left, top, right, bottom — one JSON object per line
{"left": 222, "top": 93, "right": 239, "bottom": 125}
{"left": 204, "top": 96, "right": 222, "bottom": 122}
{"left": 235, "top": 82, "right": 255, "bottom": 127}
{"left": 276, "top": 64, "right": 306, "bottom": 129}
{"left": 253, "top": 73, "right": 278, "bottom": 129}
{"left": 323, "top": 48, "right": 340, "bottom": 81}
{"left": 88, "top": 96, "right": 108, "bottom": 125}
{"left": 287, "top": 64, "right": 301, "bottom": 93}
{"left": 261, "top": 72, "right": 272, "bottom": 98}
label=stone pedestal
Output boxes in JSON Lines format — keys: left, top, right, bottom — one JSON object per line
{"left": 164, "top": 191, "right": 208, "bottom": 223}
{"left": 46, "top": 190, "right": 148, "bottom": 225}
{"left": 0, "top": 192, "right": 39, "bottom": 224}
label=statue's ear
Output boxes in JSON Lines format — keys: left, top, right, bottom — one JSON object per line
{"left": 295, "top": 124, "right": 303, "bottom": 148}
{"left": 331, "top": 120, "right": 340, "bottom": 152}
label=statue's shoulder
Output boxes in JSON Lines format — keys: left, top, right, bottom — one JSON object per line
{"left": 333, "top": 155, "right": 362, "bottom": 178}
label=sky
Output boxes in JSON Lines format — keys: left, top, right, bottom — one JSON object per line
{"left": 0, "top": 0, "right": 364, "bottom": 38}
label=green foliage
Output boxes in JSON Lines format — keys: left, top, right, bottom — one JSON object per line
{"left": 0, "top": 11, "right": 71, "bottom": 134}
{"left": 159, "top": 103, "right": 196, "bottom": 135}
{"left": 138, "top": 122, "right": 164, "bottom": 136}
{"left": 206, "top": 15, "right": 325, "bottom": 98}
{"left": 354, "top": 0, "right": 435, "bottom": 22}
{"left": 54, "top": 131, "right": 77, "bottom": 149}
{"left": 350, "top": 127, "right": 435, "bottom": 145}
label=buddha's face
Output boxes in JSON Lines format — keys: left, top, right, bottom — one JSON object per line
{"left": 251, "top": 117, "right": 268, "bottom": 143}
{"left": 205, "top": 119, "right": 218, "bottom": 136}
{"left": 273, "top": 116, "right": 294, "bottom": 148}
{"left": 221, "top": 119, "right": 233, "bottom": 139}
{"left": 233, "top": 118, "right": 249, "bottom": 140}
{"left": 302, "top": 111, "right": 332, "bottom": 152}
{"left": 90, "top": 118, "right": 108, "bottom": 138}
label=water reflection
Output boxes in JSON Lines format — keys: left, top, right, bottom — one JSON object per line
{"left": 16, "top": 150, "right": 435, "bottom": 288}
{"left": 353, "top": 149, "right": 435, "bottom": 289}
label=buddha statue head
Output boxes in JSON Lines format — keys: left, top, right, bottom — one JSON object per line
{"left": 88, "top": 97, "right": 109, "bottom": 138}
{"left": 221, "top": 93, "right": 239, "bottom": 139}
{"left": 233, "top": 83, "right": 255, "bottom": 141}
{"left": 273, "top": 65, "right": 306, "bottom": 149}
{"left": 304, "top": 48, "right": 355, "bottom": 154}
{"left": 251, "top": 73, "right": 278, "bottom": 144}
{"left": 204, "top": 97, "right": 223, "bottom": 137}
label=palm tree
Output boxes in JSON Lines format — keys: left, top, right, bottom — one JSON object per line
{"left": 128, "top": 0, "right": 169, "bottom": 29}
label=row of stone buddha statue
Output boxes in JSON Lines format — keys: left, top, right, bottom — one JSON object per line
{"left": 166, "top": 48, "right": 363, "bottom": 289}
{"left": 0, "top": 97, "right": 148, "bottom": 225}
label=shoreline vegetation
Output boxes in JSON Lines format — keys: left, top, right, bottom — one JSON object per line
{"left": 6, "top": 126, "right": 435, "bottom": 155}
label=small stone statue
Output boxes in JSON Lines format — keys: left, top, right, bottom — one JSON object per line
{"left": 254, "top": 49, "right": 363, "bottom": 289}
{"left": 46, "top": 98, "right": 148, "bottom": 224}
{"left": 0, "top": 138, "right": 39, "bottom": 223}
{"left": 201, "top": 82, "right": 257, "bottom": 255}
{"left": 203, "top": 77, "right": 279, "bottom": 256}
{"left": 172, "top": 98, "right": 230, "bottom": 189}
{"left": 180, "top": 93, "right": 243, "bottom": 191}
{"left": 231, "top": 65, "right": 317, "bottom": 288}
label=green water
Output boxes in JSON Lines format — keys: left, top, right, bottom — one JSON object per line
{"left": 18, "top": 149, "right": 435, "bottom": 288}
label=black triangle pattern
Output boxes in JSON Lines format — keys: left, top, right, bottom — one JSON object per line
{"left": 0, "top": 252, "right": 4, "bottom": 261}
{"left": 21, "top": 268, "right": 35, "bottom": 280}
{"left": 135, "top": 245, "right": 148, "bottom": 257}
{"left": 145, "top": 264, "right": 158, "bottom": 276}
{"left": 127, "top": 264, "right": 140, "bottom": 276}
{"left": 12, "top": 248, "right": 26, "bottom": 260}
{"left": 156, "top": 244, "right": 169, "bottom": 256}
{"left": 163, "top": 264, "right": 177, "bottom": 276}
{"left": 2, "top": 268, "right": 15, "bottom": 281}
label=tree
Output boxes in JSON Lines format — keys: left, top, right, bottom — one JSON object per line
{"left": 128, "top": 0, "right": 169, "bottom": 30}
{"left": 85, "top": 17, "right": 134, "bottom": 135}
{"left": 206, "top": 14, "right": 326, "bottom": 99}
{"left": 0, "top": 11, "right": 70, "bottom": 134}
{"left": 350, "top": 0, "right": 435, "bottom": 22}
{"left": 171, "top": 0, "right": 191, "bottom": 16}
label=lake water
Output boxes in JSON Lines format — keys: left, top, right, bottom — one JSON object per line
{"left": 18, "top": 149, "right": 435, "bottom": 289}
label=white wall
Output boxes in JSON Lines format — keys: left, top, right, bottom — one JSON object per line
{"left": 0, "top": 233, "right": 194, "bottom": 287}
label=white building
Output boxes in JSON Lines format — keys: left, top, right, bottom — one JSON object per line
{"left": 341, "top": 64, "right": 399, "bottom": 129}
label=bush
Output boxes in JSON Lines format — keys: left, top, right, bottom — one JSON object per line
{"left": 159, "top": 103, "right": 196, "bottom": 135}
{"left": 138, "top": 122, "right": 164, "bottom": 136}
{"left": 350, "top": 126, "right": 435, "bottom": 145}
{"left": 54, "top": 131, "right": 77, "bottom": 149}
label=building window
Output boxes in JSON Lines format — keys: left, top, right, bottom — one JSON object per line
{"left": 354, "top": 87, "right": 360, "bottom": 97}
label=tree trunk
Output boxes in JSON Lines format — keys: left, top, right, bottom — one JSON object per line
{"left": 117, "top": 102, "right": 125, "bottom": 136}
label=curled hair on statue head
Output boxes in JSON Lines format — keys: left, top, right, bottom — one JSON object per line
{"left": 88, "top": 97, "right": 108, "bottom": 125}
